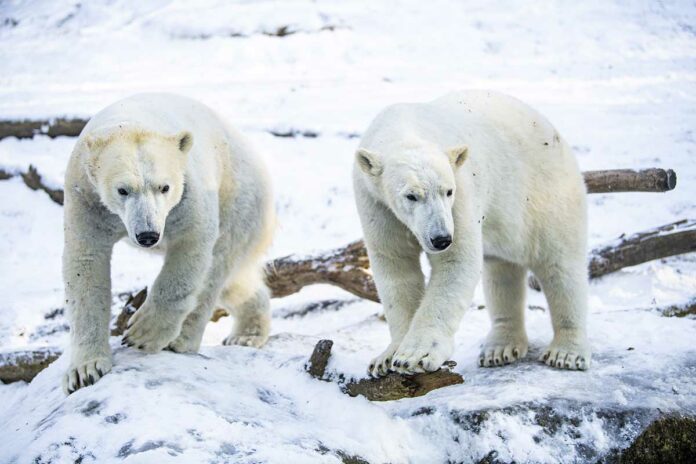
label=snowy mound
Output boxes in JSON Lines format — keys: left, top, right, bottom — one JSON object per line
{"left": 2, "top": 301, "right": 695, "bottom": 463}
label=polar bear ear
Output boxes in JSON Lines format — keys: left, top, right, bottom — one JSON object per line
{"left": 81, "top": 135, "right": 106, "bottom": 185}
{"left": 176, "top": 131, "right": 193, "bottom": 155}
{"left": 356, "top": 148, "right": 383, "bottom": 176}
{"left": 447, "top": 145, "right": 468, "bottom": 169}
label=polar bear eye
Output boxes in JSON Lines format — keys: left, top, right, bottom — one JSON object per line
{"left": 117, "top": 188, "right": 128, "bottom": 196}
{"left": 406, "top": 194, "right": 418, "bottom": 202}
{"left": 447, "top": 189, "right": 453, "bottom": 197}
{"left": 161, "top": 185, "right": 170, "bottom": 193}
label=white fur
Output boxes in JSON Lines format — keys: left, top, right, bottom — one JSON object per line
{"left": 353, "top": 90, "right": 590, "bottom": 377}
{"left": 62, "top": 93, "right": 274, "bottom": 393}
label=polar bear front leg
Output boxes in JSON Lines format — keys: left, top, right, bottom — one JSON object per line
{"left": 124, "top": 235, "right": 213, "bottom": 352}
{"left": 62, "top": 203, "right": 118, "bottom": 394}
{"left": 392, "top": 237, "right": 482, "bottom": 374}
{"left": 479, "top": 258, "right": 529, "bottom": 367}
{"left": 367, "top": 249, "right": 425, "bottom": 377}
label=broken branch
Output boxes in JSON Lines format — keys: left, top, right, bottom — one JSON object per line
{"left": 305, "top": 339, "right": 464, "bottom": 401}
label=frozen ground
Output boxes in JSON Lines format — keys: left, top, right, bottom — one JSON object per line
{"left": 1, "top": 0, "right": 695, "bottom": 462}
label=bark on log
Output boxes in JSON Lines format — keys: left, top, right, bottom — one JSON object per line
{"left": 0, "top": 118, "right": 88, "bottom": 140}
{"left": 583, "top": 168, "right": 677, "bottom": 193}
{"left": 0, "top": 347, "right": 61, "bottom": 383}
{"left": 305, "top": 339, "right": 463, "bottom": 401}
{"left": 265, "top": 239, "right": 377, "bottom": 302}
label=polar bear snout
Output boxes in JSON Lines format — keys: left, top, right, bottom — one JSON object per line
{"left": 430, "top": 234, "right": 452, "bottom": 251}
{"left": 136, "top": 231, "right": 160, "bottom": 248}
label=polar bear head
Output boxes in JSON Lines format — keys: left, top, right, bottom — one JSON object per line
{"left": 81, "top": 125, "right": 193, "bottom": 248}
{"left": 356, "top": 144, "right": 467, "bottom": 253}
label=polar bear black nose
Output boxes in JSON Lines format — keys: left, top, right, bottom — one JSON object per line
{"left": 431, "top": 234, "right": 452, "bottom": 250}
{"left": 136, "top": 232, "right": 160, "bottom": 247}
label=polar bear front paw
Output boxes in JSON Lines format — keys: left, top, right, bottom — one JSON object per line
{"left": 368, "top": 342, "right": 400, "bottom": 377}
{"left": 539, "top": 332, "right": 591, "bottom": 370}
{"left": 63, "top": 355, "right": 112, "bottom": 394}
{"left": 123, "top": 302, "right": 183, "bottom": 353}
{"left": 479, "top": 330, "right": 528, "bottom": 367}
{"left": 391, "top": 333, "right": 453, "bottom": 374}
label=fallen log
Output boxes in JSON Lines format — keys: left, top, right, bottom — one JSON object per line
{"left": 651, "top": 298, "right": 696, "bottom": 318}
{"left": 0, "top": 165, "right": 64, "bottom": 205}
{"left": 0, "top": 346, "right": 61, "bottom": 383}
{"left": 589, "top": 219, "right": 696, "bottom": 278}
{"left": 582, "top": 168, "right": 676, "bottom": 193}
{"left": 0, "top": 118, "right": 88, "bottom": 140}
{"left": 305, "top": 339, "right": 464, "bottom": 401}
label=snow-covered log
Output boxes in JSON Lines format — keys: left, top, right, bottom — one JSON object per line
{"left": 0, "top": 346, "right": 61, "bottom": 383}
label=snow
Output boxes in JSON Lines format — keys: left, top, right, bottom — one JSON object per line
{"left": 1, "top": 0, "right": 695, "bottom": 462}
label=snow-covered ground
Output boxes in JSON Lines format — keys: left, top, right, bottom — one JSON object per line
{"left": 1, "top": 1, "right": 695, "bottom": 462}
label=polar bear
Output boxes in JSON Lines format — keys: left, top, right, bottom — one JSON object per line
{"left": 62, "top": 93, "right": 274, "bottom": 393}
{"left": 353, "top": 90, "right": 590, "bottom": 377}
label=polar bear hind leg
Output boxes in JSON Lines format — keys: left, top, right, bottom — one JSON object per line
{"left": 533, "top": 254, "right": 590, "bottom": 370}
{"left": 479, "top": 258, "right": 529, "bottom": 367}
{"left": 219, "top": 265, "right": 271, "bottom": 348}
